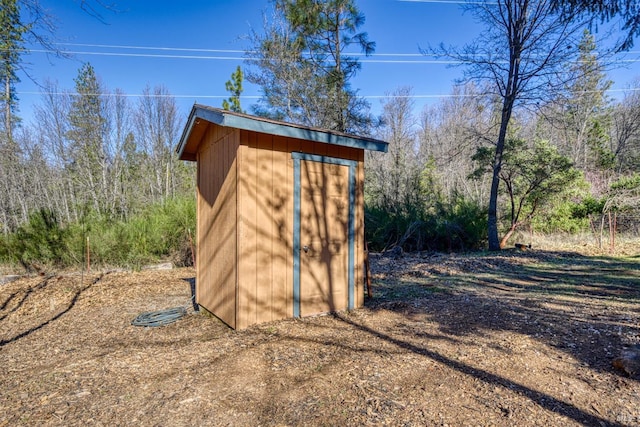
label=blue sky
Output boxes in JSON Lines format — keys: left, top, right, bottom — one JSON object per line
{"left": 15, "top": 0, "right": 640, "bottom": 126}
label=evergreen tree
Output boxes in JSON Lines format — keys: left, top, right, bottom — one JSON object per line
{"left": 222, "top": 65, "right": 244, "bottom": 113}
{"left": 67, "top": 63, "right": 108, "bottom": 214}
{"left": 0, "top": 0, "right": 26, "bottom": 141}
{"left": 247, "top": 0, "right": 375, "bottom": 133}
{"left": 471, "top": 138, "right": 581, "bottom": 247}
{"left": 552, "top": 0, "right": 640, "bottom": 51}
{"left": 562, "top": 30, "right": 613, "bottom": 172}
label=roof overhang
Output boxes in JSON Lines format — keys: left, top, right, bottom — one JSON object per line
{"left": 176, "top": 104, "right": 389, "bottom": 161}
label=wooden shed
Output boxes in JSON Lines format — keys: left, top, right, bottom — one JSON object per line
{"left": 177, "top": 105, "right": 388, "bottom": 329}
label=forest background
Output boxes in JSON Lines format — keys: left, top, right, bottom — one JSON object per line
{"left": 1, "top": 0, "right": 640, "bottom": 271}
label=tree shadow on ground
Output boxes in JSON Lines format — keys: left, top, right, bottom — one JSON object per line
{"left": 367, "top": 251, "right": 640, "bottom": 372}
{"left": 331, "top": 313, "right": 624, "bottom": 427}
{"left": 341, "top": 250, "right": 640, "bottom": 424}
{"left": 0, "top": 274, "right": 105, "bottom": 348}
{"left": 0, "top": 277, "right": 52, "bottom": 322}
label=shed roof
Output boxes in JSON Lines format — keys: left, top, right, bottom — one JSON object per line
{"left": 177, "top": 104, "right": 388, "bottom": 161}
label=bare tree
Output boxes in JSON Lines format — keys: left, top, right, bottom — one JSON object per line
{"left": 134, "top": 85, "right": 183, "bottom": 204}
{"left": 418, "top": 83, "right": 494, "bottom": 203}
{"left": 431, "top": 0, "right": 587, "bottom": 250}
{"left": 367, "top": 87, "right": 421, "bottom": 214}
{"left": 611, "top": 83, "right": 640, "bottom": 173}
{"left": 33, "top": 80, "right": 76, "bottom": 220}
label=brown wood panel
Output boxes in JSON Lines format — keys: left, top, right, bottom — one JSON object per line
{"left": 197, "top": 137, "right": 214, "bottom": 317}
{"left": 271, "top": 135, "right": 290, "bottom": 320}
{"left": 220, "top": 131, "right": 239, "bottom": 326}
{"left": 355, "top": 159, "right": 365, "bottom": 308}
{"left": 196, "top": 125, "right": 238, "bottom": 329}
{"left": 237, "top": 131, "right": 259, "bottom": 329}
{"left": 236, "top": 132, "right": 294, "bottom": 327}
{"left": 255, "top": 134, "right": 274, "bottom": 324}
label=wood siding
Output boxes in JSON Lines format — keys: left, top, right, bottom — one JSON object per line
{"left": 196, "top": 123, "right": 365, "bottom": 329}
{"left": 197, "top": 125, "right": 238, "bottom": 328}
{"left": 236, "top": 131, "right": 364, "bottom": 329}
{"left": 237, "top": 131, "right": 292, "bottom": 329}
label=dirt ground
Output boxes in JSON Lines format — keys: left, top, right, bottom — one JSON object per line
{"left": 1, "top": 249, "right": 640, "bottom": 426}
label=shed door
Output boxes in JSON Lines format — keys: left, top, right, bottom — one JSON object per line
{"left": 292, "top": 153, "right": 357, "bottom": 318}
{"left": 300, "top": 159, "right": 350, "bottom": 316}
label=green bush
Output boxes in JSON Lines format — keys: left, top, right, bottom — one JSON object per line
{"left": 437, "top": 196, "right": 487, "bottom": 251}
{"left": 80, "top": 196, "right": 197, "bottom": 268}
{"left": 365, "top": 194, "right": 487, "bottom": 253}
{"left": 0, "top": 234, "right": 8, "bottom": 264}
{"left": 10, "top": 209, "right": 71, "bottom": 269}
{"left": 1, "top": 196, "right": 197, "bottom": 271}
{"left": 531, "top": 200, "right": 590, "bottom": 234}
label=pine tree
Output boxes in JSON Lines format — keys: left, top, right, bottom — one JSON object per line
{"left": 222, "top": 65, "right": 244, "bottom": 113}
{"left": 0, "top": 0, "right": 26, "bottom": 141}
{"left": 562, "top": 30, "right": 613, "bottom": 171}
{"left": 552, "top": 0, "right": 640, "bottom": 51}
{"left": 66, "top": 63, "right": 107, "bottom": 214}
{"left": 247, "top": 0, "right": 375, "bottom": 133}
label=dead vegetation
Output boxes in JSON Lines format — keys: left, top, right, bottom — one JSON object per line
{"left": 1, "top": 249, "right": 639, "bottom": 426}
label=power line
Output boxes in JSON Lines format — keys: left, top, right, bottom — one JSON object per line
{"left": 54, "top": 42, "right": 426, "bottom": 57}
{"left": 24, "top": 49, "right": 245, "bottom": 61}
{"left": 398, "top": 0, "right": 497, "bottom": 3}
{"left": 47, "top": 41, "right": 640, "bottom": 58}
{"left": 16, "top": 87, "right": 640, "bottom": 100}
{"left": 56, "top": 42, "right": 248, "bottom": 54}
{"left": 20, "top": 38, "right": 640, "bottom": 65}
{"left": 16, "top": 91, "right": 258, "bottom": 99}
{"left": 20, "top": 47, "right": 640, "bottom": 65}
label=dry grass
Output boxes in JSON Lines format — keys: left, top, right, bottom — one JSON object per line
{"left": 527, "top": 232, "right": 639, "bottom": 257}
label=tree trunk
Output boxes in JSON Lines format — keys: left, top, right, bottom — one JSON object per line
{"left": 487, "top": 102, "right": 514, "bottom": 251}
{"left": 5, "top": 76, "right": 12, "bottom": 142}
{"left": 598, "top": 214, "right": 605, "bottom": 249}
{"left": 499, "top": 227, "right": 516, "bottom": 249}
{"left": 487, "top": 168, "right": 501, "bottom": 250}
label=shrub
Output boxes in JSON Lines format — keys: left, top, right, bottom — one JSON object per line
{"left": 437, "top": 196, "right": 487, "bottom": 251}
{"left": 365, "top": 194, "right": 487, "bottom": 253}
{"left": 1, "top": 196, "right": 197, "bottom": 271}
{"left": 11, "top": 209, "right": 71, "bottom": 269}
{"left": 77, "top": 196, "right": 197, "bottom": 268}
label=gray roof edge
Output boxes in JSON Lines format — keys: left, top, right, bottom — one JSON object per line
{"left": 176, "top": 106, "right": 196, "bottom": 157}
{"left": 224, "top": 114, "right": 388, "bottom": 152}
{"left": 178, "top": 105, "right": 388, "bottom": 155}
{"left": 176, "top": 105, "right": 226, "bottom": 157}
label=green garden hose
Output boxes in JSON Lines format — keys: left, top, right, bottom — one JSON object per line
{"left": 131, "top": 306, "right": 187, "bottom": 327}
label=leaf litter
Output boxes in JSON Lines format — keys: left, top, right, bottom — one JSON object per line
{"left": 1, "top": 250, "right": 639, "bottom": 426}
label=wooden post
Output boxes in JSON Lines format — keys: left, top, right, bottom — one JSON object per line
{"left": 86, "top": 236, "right": 90, "bottom": 273}
{"left": 188, "top": 229, "right": 196, "bottom": 268}
{"left": 610, "top": 212, "right": 617, "bottom": 252}
{"left": 364, "top": 240, "right": 372, "bottom": 298}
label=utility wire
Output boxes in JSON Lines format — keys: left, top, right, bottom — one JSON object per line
{"left": 55, "top": 42, "right": 640, "bottom": 58}
{"left": 16, "top": 87, "right": 640, "bottom": 101}
{"left": 55, "top": 42, "right": 427, "bottom": 57}
{"left": 17, "top": 41, "right": 638, "bottom": 63}
{"left": 18, "top": 47, "right": 640, "bottom": 64}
